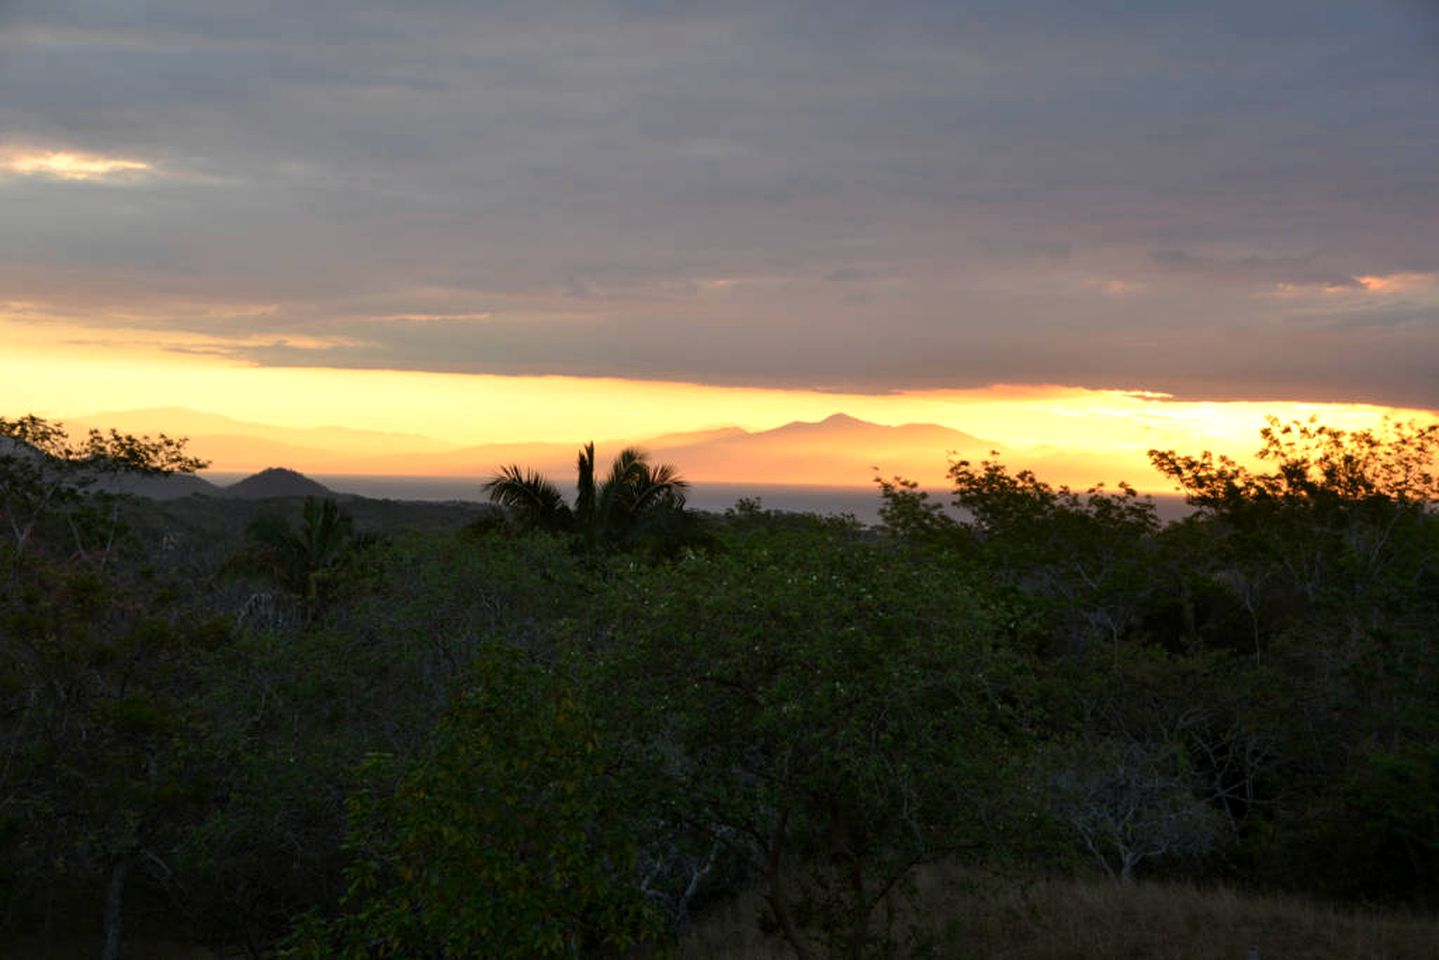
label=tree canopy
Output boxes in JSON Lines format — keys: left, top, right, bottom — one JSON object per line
{"left": 482, "top": 442, "right": 691, "bottom": 553}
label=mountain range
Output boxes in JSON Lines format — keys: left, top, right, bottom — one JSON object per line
{"left": 72, "top": 408, "right": 1005, "bottom": 489}
{"left": 92, "top": 467, "right": 339, "bottom": 502}
{"left": 62, "top": 406, "right": 1167, "bottom": 494}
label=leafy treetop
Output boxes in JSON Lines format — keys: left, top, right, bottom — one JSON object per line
{"left": 0, "top": 414, "right": 208, "bottom": 560}
{"left": 1149, "top": 415, "right": 1439, "bottom": 511}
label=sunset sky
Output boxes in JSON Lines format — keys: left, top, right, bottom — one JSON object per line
{"left": 2, "top": 1, "right": 1437, "bottom": 487}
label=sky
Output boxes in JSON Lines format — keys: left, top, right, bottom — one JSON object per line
{"left": 2, "top": 0, "right": 1437, "bottom": 479}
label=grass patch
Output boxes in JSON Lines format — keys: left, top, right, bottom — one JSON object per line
{"left": 680, "top": 869, "right": 1439, "bottom": 959}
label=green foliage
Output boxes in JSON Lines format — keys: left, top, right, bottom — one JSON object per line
{"left": 944, "top": 457, "right": 1161, "bottom": 654}
{"left": 1149, "top": 415, "right": 1439, "bottom": 649}
{"left": 0, "top": 551, "right": 226, "bottom": 951}
{"left": 0, "top": 414, "right": 207, "bottom": 563}
{"left": 180, "top": 530, "right": 597, "bottom": 949}
{"left": 290, "top": 643, "right": 666, "bottom": 959}
{"left": 238, "top": 497, "right": 370, "bottom": 617}
{"left": 596, "top": 519, "right": 1032, "bottom": 959}
{"left": 873, "top": 475, "right": 963, "bottom": 547}
{"left": 4, "top": 408, "right": 1439, "bottom": 957}
{"left": 1029, "top": 644, "right": 1281, "bottom": 888}
{"left": 0, "top": 414, "right": 216, "bottom": 954}
{"left": 1346, "top": 742, "right": 1439, "bottom": 897}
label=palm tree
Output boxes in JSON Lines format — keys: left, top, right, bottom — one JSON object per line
{"left": 242, "top": 496, "right": 359, "bottom": 616}
{"left": 479, "top": 464, "right": 573, "bottom": 534}
{"left": 483, "top": 442, "right": 690, "bottom": 551}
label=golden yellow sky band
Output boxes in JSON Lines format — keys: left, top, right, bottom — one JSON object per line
{"left": 4, "top": 327, "right": 1435, "bottom": 491}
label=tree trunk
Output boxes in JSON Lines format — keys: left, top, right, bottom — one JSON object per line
{"left": 765, "top": 809, "right": 813, "bottom": 960}
{"left": 846, "top": 855, "right": 869, "bottom": 960}
{"left": 101, "top": 858, "right": 128, "bottom": 960}
{"left": 766, "top": 880, "right": 813, "bottom": 960}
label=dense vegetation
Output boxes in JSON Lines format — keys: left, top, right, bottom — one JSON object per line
{"left": 1, "top": 414, "right": 1436, "bottom": 959}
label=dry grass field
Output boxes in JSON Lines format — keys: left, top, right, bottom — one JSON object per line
{"left": 8, "top": 872, "right": 1436, "bottom": 958}
{"left": 679, "top": 869, "right": 1439, "bottom": 960}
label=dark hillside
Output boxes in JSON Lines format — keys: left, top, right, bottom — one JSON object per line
{"left": 222, "top": 467, "right": 335, "bottom": 500}
{"left": 96, "top": 470, "right": 220, "bottom": 499}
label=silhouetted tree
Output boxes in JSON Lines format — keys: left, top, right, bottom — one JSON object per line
{"left": 0, "top": 415, "right": 212, "bottom": 960}
{"left": 483, "top": 442, "right": 690, "bottom": 553}
{"left": 0, "top": 414, "right": 206, "bottom": 563}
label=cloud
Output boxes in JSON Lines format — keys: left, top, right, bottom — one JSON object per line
{"left": 0, "top": 0, "right": 1436, "bottom": 406}
{"left": 1353, "top": 272, "right": 1437, "bottom": 295}
{"left": 1318, "top": 305, "right": 1436, "bottom": 331}
{"left": 1147, "top": 249, "right": 1377, "bottom": 291}
{"left": 0, "top": 147, "right": 153, "bottom": 182}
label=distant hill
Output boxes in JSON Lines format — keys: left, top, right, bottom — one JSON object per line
{"left": 647, "top": 412, "right": 998, "bottom": 487}
{"left": 97, "top": 471, "right": 221, "bottom": 500}
{"left": 639, "top": 425, "right": 749, "bottom": 448}
{"left": 67, "top": 406, "right": 995, "bottom": 485}
{"left": 365, "top": 413, "right": 997, "bottom": 487}
{"left": 2, "top": 433, "right": 219, "bottom": 500}
{"left": 53, "top": 407, "right": 1147, "bottom": 492}
{"left": 222, "top": 468, "right": 336, "bottom": 500}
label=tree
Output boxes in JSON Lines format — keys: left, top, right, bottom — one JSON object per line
{"left": 0, "top": 415, "right": 215, "bottom": 960}
{"left": 1048, "top": 738, "right": 1220, "bottom": 885}
{"left": 595, "top": 519, "right": 1031, "bottom": 959}
{"left": 873, "top": 475, "right": 964, "bottom": 547}
{"left": 482, "top": 442, "right": 691, "bottom": 553}
{"left": 0, "top": 414, "right": 207, "bottom": 563}
{"left": 1150, "top": 415, "right": 1439, "bottom": 510}
{"left": 1147, "top": 416, "right": 1439, "bottom": 900}
{"left": 238, "top": 497, "right": 368, "bottom": 620}
{"left": 287, "top": 642, "right": 666, "bottom": 959}
{"left": 944, "top": 456, "right": 1161, "bottom": 656}
{"left": 1148, "top": 416, "right": 1439, "bottom": 652}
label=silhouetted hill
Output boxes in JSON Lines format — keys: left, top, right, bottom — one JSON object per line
{"left": 97, "top": 471, "right": 221, "bottom": 500}
{"left": 384, "top": 414, "right": 997, "bottom": 486}
{"left": 640, "top": 425, "right": 749, "bottom": 447}
{"left": 1, "top": 434, "right": 218, "bottom": 500}
{"left": 222, "top": 467, "right": 335, "bottom": 500}
{"left": 650, "top": 412, "right": 998, "bottom": 486}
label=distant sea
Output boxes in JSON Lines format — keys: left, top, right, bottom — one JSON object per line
{"left": 201, "top": 474, "right": 1191, "bottom": 524}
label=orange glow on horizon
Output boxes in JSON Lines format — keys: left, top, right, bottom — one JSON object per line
{"left": 3, "top": 330, "right": 1435, "bottom": 493}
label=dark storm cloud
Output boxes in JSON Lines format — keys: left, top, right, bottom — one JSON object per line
{"left": 1, "top": 0, "right": 1437, "bottom": 405}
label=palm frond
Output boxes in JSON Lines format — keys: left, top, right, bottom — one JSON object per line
{"left": 595, "top": 447, "right": 689, "bottom": 529}
{"left": 480, "top": 445, "right": 690, "bottom": 549}
{"left": 635, "top": 462, "right": 688, "bottom": 509}
{"left": 605, "top": 447, "right": 650, "bottom": 491}
{"left": 482, "top": 465, "right": 572, "bottom": 532}
{"left": 596, "top": 447, "right": 649, "bottom": 523}
{"left": 299, "top": 497, "right": 354, "bottom": 568}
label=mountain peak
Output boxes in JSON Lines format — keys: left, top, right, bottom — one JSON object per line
{"left": 223, "top": 467, "right": 335, "bottom": 500}
{"left": 772, "top": 412, "right": 873, "bottom": 433}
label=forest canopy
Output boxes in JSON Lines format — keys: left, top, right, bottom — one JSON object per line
{"left": 1, "top": 413, "right": 1436, "bottom": 959}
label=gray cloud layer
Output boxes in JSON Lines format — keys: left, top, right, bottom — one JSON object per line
{"left": 2, "top": 0, "right": 1437, "bottom": 404}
